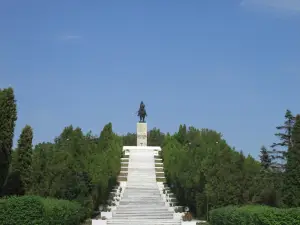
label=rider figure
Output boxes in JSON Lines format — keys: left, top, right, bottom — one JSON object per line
{"left": 140, "top": 101, "right": 145, "bottom": 110}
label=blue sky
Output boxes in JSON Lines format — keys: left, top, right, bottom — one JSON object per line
{"left": 1, "top": 0, "right": 300, "bottom": 158}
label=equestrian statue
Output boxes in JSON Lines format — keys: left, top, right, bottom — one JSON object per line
{"left": 137, "top": 101, "right": 147, "bottom": 122}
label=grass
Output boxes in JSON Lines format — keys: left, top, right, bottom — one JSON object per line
{"left": 122, "top": 155, "right": 129, "bottom": 158}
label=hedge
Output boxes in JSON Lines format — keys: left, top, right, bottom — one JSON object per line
{"left": 0, "top": 195, "right": 88, "bottom": 225}
{"left": 42, "top": 197, "right": 88, "bottom": 225}
{"left": 209, "top": 205, "right": 300, "bottom": 225}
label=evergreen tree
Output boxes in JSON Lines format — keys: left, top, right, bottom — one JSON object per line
{"left": 15, "top": 125, "right": 33, "bottom": 192}
{"left": 174, "top": 124, "right": 187, "bottom": 145}
{"left": 282, "top": 114, "right": 300, "bottom": 207}
{"left": 99, "top": 122, "right": 113, "bottom": 151}
{"left": 269, "top": 109, "right": 295, "bottom": 170}
{"left": 260, "top": 146, "right": 271, "bottom": 170}
{"left": 0, "top": 87, "right": 17, "bottom": 192}
{"left": 148, "top": 128, "right": 165, "bottom": 146}
{"left": 253, "top": 146, "right": 279, "bottom": 206}
{"left": 122, "top": 132, "right": 136, "bottom": 146}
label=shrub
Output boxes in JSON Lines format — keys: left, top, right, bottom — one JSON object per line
{"left": 209, "top": 205, "right": 300, "bottom": 225}
{"left": 0, "top": 195, "right": 88, "bottom": 225}
{"left": 209, "top": 205, "right": 237, "bottom": 225}
{"left": 41, "top": 197, "right": 88, "bottom": 225}
{"left": 0, "top": 195, "right": 45, "bottom": 225}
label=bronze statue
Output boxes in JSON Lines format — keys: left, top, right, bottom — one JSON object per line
{"left": 137, "top": 101, "right": 147, "bottom": 122}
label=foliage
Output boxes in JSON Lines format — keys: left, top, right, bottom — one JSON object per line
{"left": 3, "top": 122, "right": 122, "bottom": 215}
{"left": 282, "top": 115, "right": 300, "bottom": 207}
{"left": 269, "top": 109, "right": 295, "bottom": 170}
{"left": 0, "top": 87, "right": 17, "bottom": 193}
{"left": 162, "top": 126, "right": 263, "bottom": 218}
{"left": 259, "top": 146, "right": 271, "bottom": 170}
{"left": 0, "top": 195, "right": 44, "bottom": 225}
{"left": 209, "top": 205, "right": 300, "bottom": 225}
{"left": 0, "top": 171, "right": 24, "bottom": 196}
{"left": 41, "top": 197, "right": 88, "bottom": 225}
{"left": 0, "top": 195, "right": 87, "bottom": 225}
{"left": 122, "top": 132, "right": 136, "bottom": 146}
{"left": 15, "top": 125, "right": 33, "bottom": 193}
{"left": 1, "top": 85, "right": 300, "bottom": 222}
{"left": 148, "top": 128, "right": 165, "bottom": 146}
{"left": 26, "top": 123, "right": 122, "bottom": 213}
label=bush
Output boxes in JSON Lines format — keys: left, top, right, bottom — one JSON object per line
{"left": 0, "top": 195, "right": 88, "bottom": 225}
{"left": 0, "top": 195, "right": 45, "bottom": 225}
{"left": 42, "top": 197, "right": 88, "bottom": 225}
{"left": 209, "top": 205, "right": 300, "bottom": 225}
{"left": 209, "top": 205, "right": 237, "bottom": 225}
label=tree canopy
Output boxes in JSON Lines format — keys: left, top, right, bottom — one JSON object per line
{"left": 0, "top": 87, "right": 299, "bottom": 221}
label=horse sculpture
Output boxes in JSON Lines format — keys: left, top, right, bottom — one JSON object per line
{"left": 138, "top": 101, "right": 147, "bottom": 122}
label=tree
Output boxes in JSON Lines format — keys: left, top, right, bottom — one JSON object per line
{"left": 122, "top": 132, "right": 136, "bottom": 146}
{"left": 15, "top": 125, "right": 33, "bottom": 193}
{"left": 0, "top": 87, "right": 17, "bottom": 193}
{"left": 269, "top": 109, "right": 295, "bottom": 170}
{"left": 174, "top": 124, "right": 187, "bottom": 145}
{"left": 98, "top": 122, "right": 113, "bottom": 151}
{"left": 148, "top": 128, "right": 165, "bottom": 146}
{"left": 282, "top": 114, "right": 300, "bottom": 207}
{"left": 260, "top": 146, "right": 271, "bottom": 170}
{"left": 30, "top": 142, "right": 53, "bottom": 196}
{"left": 252, "top": 146, "right": 279, "bottom": 207}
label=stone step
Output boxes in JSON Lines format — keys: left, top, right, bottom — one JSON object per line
{"left": 107, "top": 219, "right": 181, "bottom": 225}
{"left": 115, "top": 211, "right": 171, "bottom": 214}
{"left": 125, "top": 187, "right": 159, "bottom": 190}
{"left": 121, "top": 193, "right": 162, "bottom": 196}
{"left": 114, "top": 212, "right": 173, "bottom": 216}
{"left": 118, "top": 203, "right": 166, "bottom": 206}
{"left": 112, "top": 215, "right": 174, "bottom": 219}
{"left": 115, "top": 208, "right": 170, "bottom": 212}
{"left": 122, "top": 196, "right": 162, "bottom": 198}
{"left": 121, "top": 199, "right": 164, "bottom": 201}
{"left": 119, "top": 201, "right": 165, "bottom": 204}
{"left": 122, "top": 195, "right": 161, "bottom": 198}
{"left": 124, "top": 188, "right": 159, "bottom": 191}
{"left": 119, "top": 202, "right": 165, "bottom": 205}
{"left": 115, "top": 205, "right": 168, "bottom": 210}
{"left": 108, "top": 148, "right": 180, "bottom": 224}
{"left": 123, "top": 191, "right": 161, "bottom": 193}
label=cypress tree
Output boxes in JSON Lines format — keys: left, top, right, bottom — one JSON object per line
{"left": 282, "top": 114, "right": 300, "bottom": 207}
{"left": 0, "top": 87, "right": 17, "bottom": 192}
{"left": 99, "top": 122, "right": 113, "bottom": 151}
{"left": 15, "top": 125, "right": 33, "bottom": 192}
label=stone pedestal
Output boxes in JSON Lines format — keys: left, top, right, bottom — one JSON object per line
{"left": 137, "top": 123, "right": 147, "bottom": 146}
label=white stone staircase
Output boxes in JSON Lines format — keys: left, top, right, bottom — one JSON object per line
{"left": 107, "top": 149, "right": 181, "bottom": 225}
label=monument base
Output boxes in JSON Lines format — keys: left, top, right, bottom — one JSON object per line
{"left": 137, "top": 122, "right": 147, "bottom": 146}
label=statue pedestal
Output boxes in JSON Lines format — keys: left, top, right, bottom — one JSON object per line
{"left": 137, "top": 123, "right": 147, "bottom": 146}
